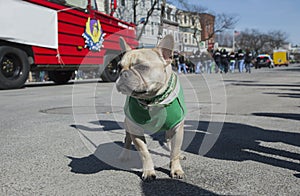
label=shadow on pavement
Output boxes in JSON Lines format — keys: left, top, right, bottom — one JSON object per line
{"left": 263, "top": 92, "right": 300, "bottom": 99}
{"left": 280, "top": 67, "right": 300, "bottom": 72}
{"left": 252, "top": 112, "right": 300, "bottom": 121}
{"left": 184, "top": 120, "right": 300, "bottom": 174}
{"left": 232, "top": 83, "right": 300, "bottom": 88}
{"left": 67, "top": 154, "right": 116, "bottom": 174}
{"left": 67, "top": 153, "right": 217, "bottom": 195}
{"left": 141, "top": 178, "right": 218, "bottom": 196}
{"left": 69, "top": 119, "right": 300, "bottom": 179}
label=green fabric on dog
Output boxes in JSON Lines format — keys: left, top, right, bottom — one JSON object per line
{"left": 124, "top": 80, "right": 186, "bottom": 132}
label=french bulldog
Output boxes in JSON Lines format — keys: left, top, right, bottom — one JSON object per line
{"left": 116, "top": 35, "right": 186, "bottom": 181}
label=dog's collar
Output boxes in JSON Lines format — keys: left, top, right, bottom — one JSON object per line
{"left": 138, "top": 73, "right": 177, "bottom": 106}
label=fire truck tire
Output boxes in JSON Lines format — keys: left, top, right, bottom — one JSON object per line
{"left": 101, "top": 54, "right": 121, "bottom": 82}
{"left": 0, "top": 46, "right": 29, "bottom": 90}
{"left": 48, "top": 71, "right": 73, "bottom": 84}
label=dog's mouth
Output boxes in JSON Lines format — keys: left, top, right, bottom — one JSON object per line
{"left": 116, "top": 82, "right": 148, "bottom": 96}
{"left": 131, "top": 90, "right": 148, "bottom": 96}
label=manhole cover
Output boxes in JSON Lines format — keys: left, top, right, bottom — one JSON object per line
{"left": 40, "top": 106, "right": 123, "bottom": 115}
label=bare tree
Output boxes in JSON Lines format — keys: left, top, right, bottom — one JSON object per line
{"left": 133, "top": 0, "right": 138, "bottom": 24}
{"left": 213, "top": 13, "right": 238, "bottom": 37}
{"left": 268, "top": 30, "right": 288, "bottom": 50}
{"left": 235, "top": 28, "right": 288, "bottom": 54}
{"left": 170, "top": 0, "right": 207, "bottom": 13}
{"left": 115, "top": 0, "right": 159, "bottom": 41}
{"left": 157, "top": 0, "right": 166, "bottom": 42}
{"left": 136, "top": 0, "right": 159, "bottom": 41}
{"left": 171, "top": 0, "right": 238, "bottom": 41}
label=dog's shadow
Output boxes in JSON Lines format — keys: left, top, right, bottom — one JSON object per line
{"left": 68, "top": 120, "right": 171, "bottom": 177}
{"left": 69, "top": 119, "right": 300, "bottom": 179}
{"left": 67, "top": 153, "right": 217, "bottom": 195}
{"left": 141, "top": 178, "right": 217, "bottom": 196}
{"left": 67, "top": 154, "right": 115, "bottom": 175}
{"left": 67, "top": 141, "right": 217, "bottom": 195}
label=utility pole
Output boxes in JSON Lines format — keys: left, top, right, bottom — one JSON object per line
{"left": 157, "top": 0, "right": 166, "bottom": 43}
{"left": 136, "top": 0, "right": 158, "bottom": 41}
{"left": 232, "top": 30, "right": 235, "bottom": 52}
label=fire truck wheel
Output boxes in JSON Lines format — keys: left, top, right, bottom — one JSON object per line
{"left": 48, "top": 71, "right": 73, "bottom": 84}
{"left": 0, "top": 46, "right": 29, "bottom": 90}
{"left": 101, "top": 54, "right": 121, "bottom": 82}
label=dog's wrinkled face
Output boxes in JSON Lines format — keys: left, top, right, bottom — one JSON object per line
{"left": 116, "top": 49, "right": 167, "bottom": 98}
{"left": 116, "top": 35, "right": 174, "bottom": 99}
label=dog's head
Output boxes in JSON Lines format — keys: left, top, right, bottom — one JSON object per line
{"left": 116, "top": 35, "right": 174, "bottom": 99}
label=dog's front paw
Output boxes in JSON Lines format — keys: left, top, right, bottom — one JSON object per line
{"left": 170, "top": 169, "right": 184, "bottom": 179}
{"left": 170, "top": 159, "right": 184, "bottom": 179}
{"left": 142, "top": 170, "right": 156, "bottom": 181}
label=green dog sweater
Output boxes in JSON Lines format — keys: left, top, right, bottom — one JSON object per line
{"left": 124, "top": 74, "right": 186, "bottom": 132}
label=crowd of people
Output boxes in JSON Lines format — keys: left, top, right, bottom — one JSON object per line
{"left": 174, "top": 49, "right": 256, "bottom": 74}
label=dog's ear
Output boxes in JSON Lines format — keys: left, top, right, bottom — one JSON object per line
{"left": 156, "top": 34, "right": 174, "bottom": 66}
{"left": 120, "top": 37, "right": 132, "bottom": 52}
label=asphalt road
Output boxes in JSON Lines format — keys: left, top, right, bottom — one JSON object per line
{"left": 0, "top": 64, "right": 299, "bottom": 195}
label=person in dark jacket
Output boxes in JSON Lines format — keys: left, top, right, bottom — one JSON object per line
{"left": 178, "top": 54, "right": 187, "bottom": 74}
{"left": 220, "top": 49, "right": 229, "bottom": 73}
{"left": 229, "top": 51, "right": 236, "bottom": 73}
{"left": 213, "top": 49, "right": 221, "bottom": 73}
{"left": 244, "top": 49, "right": 253, "bottom": 73}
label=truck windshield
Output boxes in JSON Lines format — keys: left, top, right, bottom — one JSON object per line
{"left": 48, "top": 0, "right": 87, "bottom": 9}
{"left": 65, "top": 0, "right": 87, "bottom": 9}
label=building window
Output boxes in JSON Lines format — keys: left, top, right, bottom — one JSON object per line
{"left": 163, "top": 29, "right": 167, "bottom": 36}
{"left": 151, "top": 22, "right": 155, "bottom": 35}
{"left": 121, "top": 0, "right": 125, "bottom": 6}
{"left": 193, "top": 35, "right": 195, "bottom": 44}
{"left": 184, "top": 34, "right": 187, "bottom": 43}
{"left": 174, "top": 32, "right": 178, "bottom": 42}
{"left": 167, "top": 8, "right": 171, "bottom": 20}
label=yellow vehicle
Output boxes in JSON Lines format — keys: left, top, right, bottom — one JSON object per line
{"left": 273, "top": 50, "right": 289, "bottom": 66}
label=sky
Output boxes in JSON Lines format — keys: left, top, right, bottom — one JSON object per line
{"left": 172, "top": 0, "right": 300, "bottom": 45}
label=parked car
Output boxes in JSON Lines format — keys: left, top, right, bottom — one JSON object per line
{"left": 255, "top": 54, "right": 274, "bottom": 68}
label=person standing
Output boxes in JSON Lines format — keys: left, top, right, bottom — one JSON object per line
{"left": 206, "top": 58, "right": 212, "bottom": 74}
{"left": 220, "top": 49, "right": 229, "bottom": 73}
{"left": 195, "top": 59, "right": 202, "bottom": 74}
{"left": 173, "top": 51, "right": 179, "bottom": 69}
{"left": 237, "top": 49, "right": 245, "bottom": 73}
{"left": 199, "top": 52, "right": 210, "bottom": 74}
{"left": 229, "top": 51, "right": 236, "bottom": 73}
{"left": 213, "top": 49, "right": 221, "bottom": 73}
{"left": 178, "top": 53, "right": 187, "bottom": 74}
{"left": 244, "top": 49, "right": 253, "bottom": 73}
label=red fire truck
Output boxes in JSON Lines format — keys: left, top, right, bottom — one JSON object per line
{"left": 0, "top": 0, "right": 137, "bottom": 89}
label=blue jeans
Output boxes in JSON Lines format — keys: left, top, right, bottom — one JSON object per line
{"left": 230, "top": 61, "right": 236, "bottom": 73}
{"left": 219, "top": 64, "right": 225, "bottom": 73}
{"left": 245, "top": 63, "right": 251, "bottom": 73}
{"left": 195, "top": 62, "right": 201, "bottom": 74}
{"left": 238, "top": 60, "right": 244, "bottom": 72}
{"left": 206, "top": 60, "right": 212, "bottom": 74}
{"left": 178, "top": 63, "right": 187, "bottom": 74}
